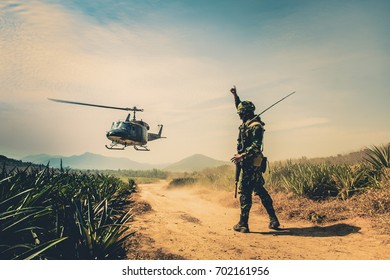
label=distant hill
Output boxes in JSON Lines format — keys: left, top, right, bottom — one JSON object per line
{"left": 164, "top": 154, "right": 229, "bottom": 172}
{"left": 0, "top": 155, "right": 41, "bottom": 172}
{"left": 3, "top": 145, "right": 383, "bottom": 173}
{"left": 21, "top": 152, "right": 164, "bottom": 170}
{"left": 20, "top": 153, "right": 229, "bottom": 172}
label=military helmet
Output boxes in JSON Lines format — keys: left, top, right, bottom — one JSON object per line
{"left": 237, "top": 101, "right": 255, "bottom": 114}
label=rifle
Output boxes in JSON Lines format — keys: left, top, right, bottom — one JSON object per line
{"left": 234, "top": 163, "right": 241, "bottom": 198}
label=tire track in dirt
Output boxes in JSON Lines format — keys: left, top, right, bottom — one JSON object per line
{"left": 127, "top": 181, "right": 390, "bottom": 260}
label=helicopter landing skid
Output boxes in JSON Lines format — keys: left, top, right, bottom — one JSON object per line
{"left": 105, "top": 143, "right": 125, "bottom": 150}
{"left": 134, "top": 145, "right": 150, "bottom": 151}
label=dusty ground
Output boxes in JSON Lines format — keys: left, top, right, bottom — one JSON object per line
{"left": 126, "top": 180, "right": 390, "bottom": 260}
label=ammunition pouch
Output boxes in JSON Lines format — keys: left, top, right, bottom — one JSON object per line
{"left": 253, "top": 153, "right": 263, "bottom": 167}
{"left": 253, "top": 153, "right": 267, "bottom": 173}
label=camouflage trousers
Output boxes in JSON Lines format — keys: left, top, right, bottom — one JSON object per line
{"left": 239, "top": 165, "right": 276, "bottom": 221}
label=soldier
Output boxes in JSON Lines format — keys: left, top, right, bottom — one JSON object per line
{"left": 230, "top": 86, "right": 280, "bottom": 233}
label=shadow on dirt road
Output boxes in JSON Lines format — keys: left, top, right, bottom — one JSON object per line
{"left": 253, "top": 223, "right": 361, "bottom": 237}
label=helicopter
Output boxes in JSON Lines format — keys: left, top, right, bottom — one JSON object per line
{"left": 48, "top": 98, "right": 165, "bottom": 151}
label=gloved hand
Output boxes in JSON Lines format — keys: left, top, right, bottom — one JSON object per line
{"left": 230, "top": 86, "right": 237, "bottom": 95}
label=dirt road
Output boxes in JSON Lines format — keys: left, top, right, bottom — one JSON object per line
{"left": 127, "top": 180, "right": 389, "bottom": 260}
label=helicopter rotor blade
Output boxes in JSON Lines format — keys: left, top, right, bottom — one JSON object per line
{"left": 48, "top": 98, "right": 143, "bottom": 112}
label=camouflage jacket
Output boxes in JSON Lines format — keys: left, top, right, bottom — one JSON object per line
{"left": 234, "top": 94, "right": 264, "bottom": 166}
{"left": 237, "top": 116, "right": 264, "bottom": 166}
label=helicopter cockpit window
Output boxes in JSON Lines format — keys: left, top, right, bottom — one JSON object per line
{"left": 119, "top": 122, "right": 132, "bottom": 130}
{"left": 111, "top": 122, "right": 120, "bottom": 129}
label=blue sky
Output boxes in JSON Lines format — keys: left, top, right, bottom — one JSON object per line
{"left": 1, "top": 0, "right": 389, "bottom": 164}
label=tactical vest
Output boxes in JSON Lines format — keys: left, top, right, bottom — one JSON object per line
{"left": 237, "top": 120, "right": 265, "bottom": 167}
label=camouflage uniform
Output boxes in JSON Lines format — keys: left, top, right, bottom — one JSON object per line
{"left": 233, "top": 94, "right": 279, "bottom": 232}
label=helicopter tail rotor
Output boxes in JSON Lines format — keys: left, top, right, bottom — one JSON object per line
{"left": 157, "top": 124, "right": 164, "bottom": 138}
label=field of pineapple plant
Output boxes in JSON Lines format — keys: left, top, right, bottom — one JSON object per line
{"left": 267, "top": 144, "right": 388, "bottom": 199}
{"left": 0, "top": 163, "right": 135, "bottom": 260}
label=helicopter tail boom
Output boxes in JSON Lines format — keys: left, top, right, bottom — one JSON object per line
{"left": 148, "top": 125, "right": 166, "bottom": 141}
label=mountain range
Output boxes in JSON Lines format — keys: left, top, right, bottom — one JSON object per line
{"left": 19, "top": 152, "right": 229, "bottom": 172}
{"left": 164, "top": 154, "right": 228, "bottom": 172}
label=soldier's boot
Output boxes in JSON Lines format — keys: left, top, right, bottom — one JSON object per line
{"left": 233, "top": 215, "right": 249, "bottom": 233}
{"left": 268, "top": 216, "right": 280, "bottom": 230}
{"left": 261, "top": 196, "right": 280, "bottom": 229}
{"left": 263, "top": 200, "right": 280, "bottom": 230}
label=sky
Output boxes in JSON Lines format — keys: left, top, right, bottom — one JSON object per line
{"left": 1, "top": 0, "right": 389, "bottom": 165}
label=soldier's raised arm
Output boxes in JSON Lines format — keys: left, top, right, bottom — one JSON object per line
{"left": 230, "top": 86, "right": 241, "bottom": 109}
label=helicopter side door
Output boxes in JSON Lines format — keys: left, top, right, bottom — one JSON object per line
{"left": 122, "top": 122, "right": 147, "bottom": 145}
{"left": 137, "top": 124, "right": 148, "bottom": 145}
